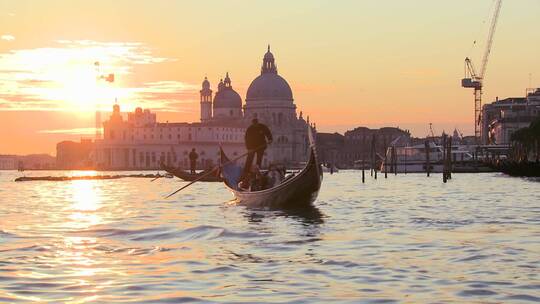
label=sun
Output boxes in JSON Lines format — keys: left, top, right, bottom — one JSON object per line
{"left": 44, "top": 63, "right": 118, "bottom": 112}
{"left": 15, "top": 43, "right": 129, "bottom": 112}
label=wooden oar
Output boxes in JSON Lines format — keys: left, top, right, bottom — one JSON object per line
{"left": 164, "top": 145, "right": 265, "bottom": 199}
{"left": 151, "top": 164, "right": 167, "bottom": 182}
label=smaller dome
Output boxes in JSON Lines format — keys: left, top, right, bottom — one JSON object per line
{"left": 214, "top": 73, "right": 241, "bottom": 108}
{"left": 213, "top": 89, "right": 242, "bottom": 108}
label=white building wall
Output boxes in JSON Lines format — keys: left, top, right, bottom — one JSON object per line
{"left": 0, "top": 156, "right": 17, "bottom": 170}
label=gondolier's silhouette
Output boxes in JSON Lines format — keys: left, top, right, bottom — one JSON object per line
{"left": 189, "top": 148, "right": 198, "bottom": 174}
{"left": 241, "top": 118, "right": 273, "bottom": 182}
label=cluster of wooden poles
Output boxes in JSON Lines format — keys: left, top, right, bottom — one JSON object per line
{"left": 358, "top": 133, "right": 455, "bottom": 183}
{"left": 440, "top": 134, "right": 453, "bottom": 183}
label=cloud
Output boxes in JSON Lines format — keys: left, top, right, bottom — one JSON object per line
{"left": 1, "top": 35, "right": 15, "bottom": 41}
{"left": 0, "top": 40, "right": 194, "bottom": 112}
{"left": 130, "top": 81, "right": 198, "bottom": 111}
{"left": 38, "top": 128, "right": 96, "bottom": 135}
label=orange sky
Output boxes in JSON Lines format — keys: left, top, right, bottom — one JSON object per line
{"left": 0, "top": 0, "right": 539, "bottom": 155}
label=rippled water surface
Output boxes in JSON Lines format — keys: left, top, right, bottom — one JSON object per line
{"left": 0, "top": 170, "right": 539, "bottom": 303}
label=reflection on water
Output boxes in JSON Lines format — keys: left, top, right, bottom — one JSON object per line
{"left": 67, "top": 181, "right": 103, "bottom": 229}
{"left": 0, "top": 170, "right": 539, "bottom": 303}
{"left": 241, "top": 205, "right": 325, "bottom": 226}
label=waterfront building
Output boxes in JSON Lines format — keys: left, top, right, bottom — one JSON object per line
{"left": 482, "top": 88, "right": 540, "bottom": 145}
{"left": 93, "top": 47, "right": 310, "bottom": 170}
{"left": 317, "top": 127, "right": 410, "bottom": 168}
{"left": 0, "top": 155, "right": 17, "bottom": 170}
{"left": 56, "top": 139, "right": 94, "bottom": 169}
{"left": 316, "top": 133, "right": 344, "bottom": 167}
{"left": 0, "top": 154, "right": 55, "bottom": 170}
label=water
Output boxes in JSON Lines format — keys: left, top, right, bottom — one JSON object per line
{"left": 0, "top": 170, "right": 539, "bottom": 303}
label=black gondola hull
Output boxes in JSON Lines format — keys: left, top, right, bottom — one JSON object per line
{"left": 161, "top": 165, "right": 222, "bottom": 182}
{"left": 223, "top": 147, "right": 323, "bottom": 209}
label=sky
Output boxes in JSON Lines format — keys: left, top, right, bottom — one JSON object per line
{"left": 0, "top": 0, "right": 539, "bottom": 155}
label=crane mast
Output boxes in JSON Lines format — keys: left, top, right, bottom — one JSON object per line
{"left": 461, "top": 0, "right": 502, "bottom": 144}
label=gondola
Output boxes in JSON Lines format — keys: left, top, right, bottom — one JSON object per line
{"left": 220, "top": 128, "right": 323, "bottom": 208}
{"left": 160, "top": 163, "right": 223, "bottom": 182}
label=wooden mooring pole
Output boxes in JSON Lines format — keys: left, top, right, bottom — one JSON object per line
{"left": 393, "top": 146, "right": 397, "bottom": 175}
{"left": 425, "top": 140, "right": 431, "bottom": 177}
{"left": 362, "top": 158, "right": 365, "bottom": 184}
{"left": 442, "top": 134, "right": 447, "bottom": 183}
{"left": 384, "top": 147, "right": 388, "bottom": 179}
{"left": 447, "top": 137, "right": 452, "bottom": 180}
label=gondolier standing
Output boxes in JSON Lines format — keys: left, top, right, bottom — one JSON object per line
{"left": 189, "top": 148, "right": 198, "bottom": 174}
{"left": 241, "top": 118, "right": 273, "bottom": 182}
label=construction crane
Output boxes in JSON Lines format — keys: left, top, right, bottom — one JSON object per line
{"left": 462, "top": 0, "right": 502, "bottom": 144}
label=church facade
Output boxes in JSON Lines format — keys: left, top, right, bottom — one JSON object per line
{"left": 94, "top": 47, "right": 311, "bottom": 170}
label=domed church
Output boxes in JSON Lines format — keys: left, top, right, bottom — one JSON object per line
{"left": 199, "top": 46, "right": 310, "bottom": 165}
{"left": 94, "top": 46, "right": 311, "bottom": 170}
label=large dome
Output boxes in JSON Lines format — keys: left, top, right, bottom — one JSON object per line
{"left": 246, "top": 46, "right": 293, "bottom": 102}
{"left": 213, "top": 89, "right": 242, "bottom": 108}
{"left": 246, "top": 73, "right": 293, "bottom": 101}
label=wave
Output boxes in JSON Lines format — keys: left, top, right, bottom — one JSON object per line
{"left": 74, "top": 225, "right": 267, "bottom": 243}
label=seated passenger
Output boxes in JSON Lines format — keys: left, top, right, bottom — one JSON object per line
{"left": 238, "top": 164, "right": 267, "bottom": 191}
{"left": 266, "top": 164, "right": 285, "bottom": 188}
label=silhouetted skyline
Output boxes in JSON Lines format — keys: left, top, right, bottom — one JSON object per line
{"left": 0, "top": 0, "right": 539, "bottom": 154}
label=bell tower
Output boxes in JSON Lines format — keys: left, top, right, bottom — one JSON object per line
{"left": 200, "top": 77, "right": 212, "bottom": 122}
